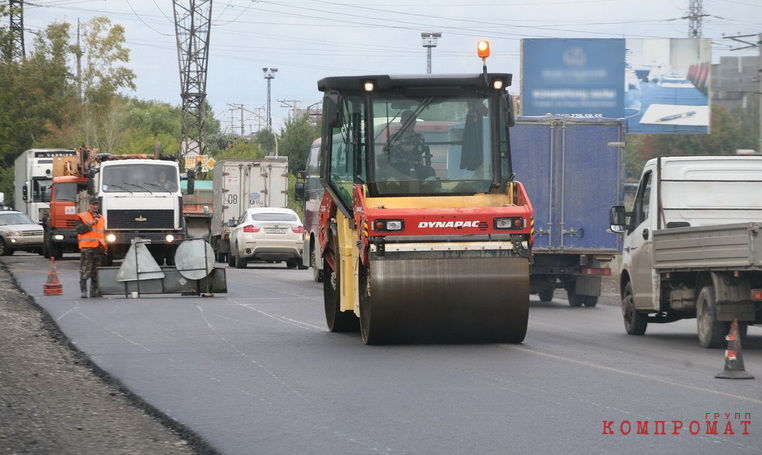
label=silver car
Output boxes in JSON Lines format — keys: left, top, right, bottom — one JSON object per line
{"left": 228, "top": 207, "right": 305, "bottom": 269}
{"left": 0, "top": 211, "right": 44, "bottom": 256}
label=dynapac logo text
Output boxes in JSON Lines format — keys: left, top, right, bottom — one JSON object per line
{"left": 418, "top": 221, "right": 481, "bottom": 229}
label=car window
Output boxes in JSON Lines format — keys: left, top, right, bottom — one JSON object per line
{"left": 249, "top": 212, "right": 298, "bottom": 222}
{"left": 0, "top": 213, "right": 35, "bottom": 226}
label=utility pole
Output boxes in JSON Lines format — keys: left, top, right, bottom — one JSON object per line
{"left": 278, "top": 99, "right": 301, "bottom": 120}
{"left": 684, "top": 0, "right": 707, "bottom": 38}
{"left": 227, "top": 103, "right": 245, "bottom": 136}
{"left": 9, "top": 0, "right": 25, "bottom": 63}
{"left": 173, "top": 0, "right": 213, "bottom": 167}
{"left": 262, "top": 68, "right": 278, "bottom": 131}
{"left": 76, "top": 18, "right": 82, "bottom": 102}
{"left": 421, "top": 32, "right": 441, "bottom": 74}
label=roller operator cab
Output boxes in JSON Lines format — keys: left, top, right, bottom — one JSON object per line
{"left": 315, "top": 72, "right": 534, "bottom": 344}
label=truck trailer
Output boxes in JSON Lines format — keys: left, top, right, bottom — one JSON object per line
{"left": 311, "top": 68, "right": 534, "bottom": 344}
{"left": 511, "top": 117, "right": 625, "bottom": 306}
{"left": 14, "top": 149, "right": 76, "bottom": 224}
{"left": 210, "top": 157, "right": 289, "bottom": 262}
{"left": 610, "top": 156, "right": 762, "bottom": 347}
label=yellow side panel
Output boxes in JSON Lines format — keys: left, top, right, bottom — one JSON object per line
{"left": 335, "top": 210, "right": 358, "bottom": 314}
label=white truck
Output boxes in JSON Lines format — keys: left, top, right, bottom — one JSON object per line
{"left": 610, "top": 156, "right": 762, "bottom": 348}
{"left": 14, "top": 149, "right": 76, "bottom": 223}
{"left": 210, "top": 157, "right": 289, "bottom": 262}
{"left": 81, "top": 155, "right": 186, "bottom": 265}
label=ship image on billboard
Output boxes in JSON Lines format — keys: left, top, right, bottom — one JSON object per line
{"left": 626, "top": 38, "right": 711, "bottom": 134}
{"left": 521, "top": 39, "right": 625, "bottom": 119}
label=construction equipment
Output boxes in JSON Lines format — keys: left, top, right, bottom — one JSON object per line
{"left": 97, "top": 238, "right": 226, "bottom": 297}
{"left": 43, "top": 148, "right": 89, "bottom": 259}
{"left": 311, "top": 43, "right": 534, "bottom": 344}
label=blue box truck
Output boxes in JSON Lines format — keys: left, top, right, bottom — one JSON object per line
{"left": 510, "top": 117, "right": 625, "bottom": 307}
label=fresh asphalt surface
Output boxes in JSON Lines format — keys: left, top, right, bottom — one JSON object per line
{"left": 3, "top": 253, "right": 761, "bottom": 454}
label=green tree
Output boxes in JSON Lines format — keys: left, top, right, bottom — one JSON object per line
{"left": 278, "top": 114, "right": 320, "bottom": 174}
{"left": 218, "top": 139, "right": 263, "bottom": 159}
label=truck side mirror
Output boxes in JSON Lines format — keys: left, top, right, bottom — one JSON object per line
{"left": 323, "top": 93, "right": 343, "bottom": 129}
{"left": 609, "top": 205, "right": 626, "bottom": 233}
{"left": 502, "top": 92, "right": 516, "bottom": 128}
{"left": 22, "top": 183, "right": 28, "bottom": 201}
{"left": 41, "top": 186, "right": 49, "bottom": 203}
{"left": 294, "top": 171, "right": 306, "bottom": 202}
{"left": 227, "top": 219, "right": 238, "bottom": 228}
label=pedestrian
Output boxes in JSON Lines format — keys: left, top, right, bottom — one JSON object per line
{"left": 76, "top": 198, "right": 106, "bottom": 298}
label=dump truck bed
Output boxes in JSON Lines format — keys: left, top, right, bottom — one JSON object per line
{"left": 652, "top": 222, "right": 762, "bottom": 271}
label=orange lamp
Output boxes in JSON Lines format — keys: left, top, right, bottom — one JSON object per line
{"left": 477, "top": 40, "right": 490, "bottom": 59}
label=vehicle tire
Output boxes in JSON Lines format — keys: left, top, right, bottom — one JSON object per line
{"left": 539, "top": 288, "right": 554, "bottom": 302}
{"left": 286, "top": 259, "right": 298, "bottom": 269}
{"left": 566, "top": 287, "right": 585, "bottom": 307}
{"left": 103, "top": 255, "right": 113, "bottom": 267}
{"left": 50, "top": 242, "right": 63, "bottom": 260}
{"left": 584, "top": 296, "right": 599, "bottom": 307}
{"left": 0, "top": 240, "right": 12, "bottom": 256}
{"left": 216, "top": 252, "right": 226, "bottom": 263}
{"left": 324, "top": 256, "right": 358, "bottom": 332}
{"left": 228, "top": 247, "right": 235, "bottom": 267}
{"left": 165, "top": 250, "right": 175, "bottom": 266}
{"left": 696, "top": 286, "right": 729, "bottom": 349}
{"left": 42, "top": 235, "right": 50, "bottom": 258}
{"left": 622, "top": 281, "right": 647, "bottom": 335}
{"left": 234, "top": 252, "right": 247, "bottom": 269}
{"left": 359, "top": 262, "right": 377, "bottom": 344}
{"left": 311, "top": 245, "right": 323, "bottom": 283}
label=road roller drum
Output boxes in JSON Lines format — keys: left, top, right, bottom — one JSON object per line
{"left": 359, "top": 251, "right": 529, "bottom": 344}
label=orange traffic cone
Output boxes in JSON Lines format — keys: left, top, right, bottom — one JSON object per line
{"left": 715, "top": 318, "right": 754, "bottom": 380}
{"left": 43, "top": 257, "right": 63, "bottom": 296}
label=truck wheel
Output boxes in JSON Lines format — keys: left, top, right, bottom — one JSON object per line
{"left": 311, "top": 245, "right": 323, "bottom": 283}
{"left": 234, "top": 253, "right": 247, "bottom": 269}
{"left": 539, "top": 288, "right": 554, "bottom": 302}
{"left": 584, "top": 296, "right": 599, "bottom": 307}
{"left": 697, "top": 286, "right": 729, "bottom": 349}
{"left": 324, "top": 257, "right": 358, "bottom": 332}
{"left": 566, "top": 287, "right": 585, "bottom": 307}
{"left": 622, "top": 282, "right": 647, "bottom": 335}
{"left": 50, "top": 242, "right": 63, "bottom": 260}
{"left": 165, "top": 250, "right": 175, "bottom": 266}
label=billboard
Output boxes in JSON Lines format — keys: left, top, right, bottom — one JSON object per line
{"left": 625, "top": 38, "right": 711, "bottom": 134}
{"left": 521, "top": 39, "right": 625, "bottom": 119}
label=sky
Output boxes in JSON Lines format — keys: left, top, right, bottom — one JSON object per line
{"left": 12, "top": 0, "right": 762, "bottom": 133}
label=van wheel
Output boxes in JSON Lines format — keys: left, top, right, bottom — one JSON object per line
{"left": 697, "top": 286, "right": 729, "bottom": 349}
{"left": 622, "top": 281, "right": 647, "bottom": 335}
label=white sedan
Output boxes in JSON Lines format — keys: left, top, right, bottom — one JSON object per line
{"left": 228, "top": 207, "right": 306, "bottom": 269}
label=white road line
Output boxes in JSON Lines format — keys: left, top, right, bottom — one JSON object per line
{"left": 502, "top": 344, "right": 762, "bottom": 406}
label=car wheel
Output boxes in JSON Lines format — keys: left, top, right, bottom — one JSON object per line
{"left": 286, "top": 259, "right": 298, "bottom": 269}
{"left": 228, "top": 246, "right": 235, "bottom": 267}
{"left": 234, "top": 252, "right": 247, "bottom": 269}
{"left": 0, "top": 239, "right": 12, "bottom": 256}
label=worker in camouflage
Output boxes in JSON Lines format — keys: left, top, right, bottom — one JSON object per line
{"left": 76, "top": 198, "right": 106, "bottom": 298}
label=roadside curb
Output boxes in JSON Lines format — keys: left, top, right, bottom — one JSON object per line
{"left": 0, "top": 259, "right": 222, "bottom": 455}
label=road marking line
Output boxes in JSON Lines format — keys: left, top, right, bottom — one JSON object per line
{"left": 502, "top": 344, "right": 762, "bottom": 405}
{"left": 229, "top": 299, "right": 326, "bottom": 332}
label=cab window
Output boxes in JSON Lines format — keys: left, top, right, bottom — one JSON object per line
{"left": 631, "top": 171, "right": 652, "bottom": 230}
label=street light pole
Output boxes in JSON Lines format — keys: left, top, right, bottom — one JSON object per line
{"left": 421, "top": 32, "right": 442, "bottom": 74}
{"left": 262, "top": 67, "right": 278, "bottom": 131}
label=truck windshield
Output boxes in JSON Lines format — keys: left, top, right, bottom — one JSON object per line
{"left": 102, "top": 164, "right": 178, "bottom": 193}
{"left": 53, "top": 182, "right": 79, "bottom": 201}
{"left": 370, "top": 96, "right": 492, "bottom": 196}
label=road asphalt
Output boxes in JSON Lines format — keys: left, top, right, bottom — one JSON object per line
{"left": 2, "top": 252, "right": 761, "bottom": 455}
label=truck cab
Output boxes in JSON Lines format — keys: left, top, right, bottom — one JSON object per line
{"left": 44, "top": 175, "right": 89, "bottom": 259}
{"left": 612, "top": 156, "right": 762, "bottom": 347}
{"left": 91, "top": 159, "right": 185, "bottom": 264}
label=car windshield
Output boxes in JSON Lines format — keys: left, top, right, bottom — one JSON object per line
{"left": 250, "top": 212, "right": 298, "bottom": 222}
{"left": 102, "top": 164, "right": 178, "bottom": 193}
{"left": 370, "top": 96, "right": 492, "bottom": 196}
{"left": 0, "top": 213, "right": 35, "bottom": 226}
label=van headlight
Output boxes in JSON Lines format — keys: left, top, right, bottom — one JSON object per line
{"left": 106, "top": 233, "right": 116, "bottom": 243}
